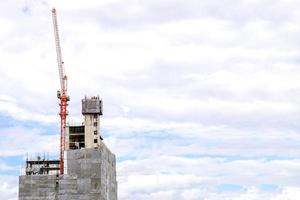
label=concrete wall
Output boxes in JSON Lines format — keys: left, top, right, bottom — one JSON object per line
{"left": 19, "top": 175, "right": 58, "bottom": 200}
{"left": 19, "top": 143, "right": 117, "bottom": 200}
{"left": 84, "top": 114, "right": 101, "bottom": 149}
{"left": 82, "top": 97, "right": 103, "bottom": 115}
{"left": 82, "top": 96, "right": 102, "bottom": 149}
{"left": 61, "top": 145, "right": 117, "bottom": 200}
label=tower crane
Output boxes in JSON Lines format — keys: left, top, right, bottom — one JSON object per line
{"left": 52, "top": 8, "right": 69, "bottom": 175}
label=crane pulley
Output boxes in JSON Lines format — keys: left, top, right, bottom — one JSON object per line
{"left": 52, "top": 8, "right": 69, "bottom": 175}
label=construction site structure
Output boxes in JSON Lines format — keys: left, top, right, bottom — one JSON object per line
{"left": 19, "top": 97, "right": 118, "bottom": 200}
{"left": 25, "top": 158, "right": 60, "bottom": 176}
{"left": 19, "top": 8, "right": 117, "bottom": 200}
{"left": 65, "top": 96, "right": 103, "bottom": 151}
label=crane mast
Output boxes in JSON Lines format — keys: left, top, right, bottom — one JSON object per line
{"left": 52, "top": 8, "right": 69, "bottom": 175}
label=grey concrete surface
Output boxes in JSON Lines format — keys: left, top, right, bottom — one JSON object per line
{"left": 19, "top": 143, "right": 117, "bottom": 200}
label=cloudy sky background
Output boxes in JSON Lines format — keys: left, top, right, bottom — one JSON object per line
{"left": 1, "top": 0, "right": 300, "bottom": 199}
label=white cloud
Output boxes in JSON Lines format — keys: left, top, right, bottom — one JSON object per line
{"left": 0, "top": 176, "right": 18, "bottom": 200}
{"left": 0, "top": 0, "right": 300, "bottom": 200}
{"left": 0, "top": 127, "right": 59, "bottom": 157}
{"left": 117, "top": 156, "right": 300, "bottom": 199}
{"left": 0, "top": 95, "right": 57, "bottom": 123}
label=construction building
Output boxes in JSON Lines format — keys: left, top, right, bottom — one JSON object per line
{"left": 19, "top": 96, "right": 118, "bottom": 200}
{"left": 19, "top": 8, "right": 117, "bottom": 200}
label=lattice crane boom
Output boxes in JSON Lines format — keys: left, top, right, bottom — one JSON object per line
{"left": 52, "top": 8, "right": 69, "bottom": 175}
{"left": 52, "top": 8, "right": 67, "bottom": 95}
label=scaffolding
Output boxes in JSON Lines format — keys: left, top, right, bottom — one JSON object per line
{"left": 25, "top": 156, "right": 60, "bottom": 175}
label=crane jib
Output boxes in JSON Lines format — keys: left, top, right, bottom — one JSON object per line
{"left": 52, "top": 8, "right": 66, "bottom": 94}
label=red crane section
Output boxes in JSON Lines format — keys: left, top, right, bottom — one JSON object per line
{"left": 52, "top": 8, "right": 69, "bottom": 175}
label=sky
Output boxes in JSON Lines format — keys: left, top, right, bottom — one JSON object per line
{"left": 0, "top": 0, "right": 300, "bottom": 199}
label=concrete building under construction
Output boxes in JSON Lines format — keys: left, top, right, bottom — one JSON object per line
{"left": 19, "top": 8, "right": 117, "bottom": 200}
{"left": 19, "top": 97, "right": 118, "bottom": 200}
